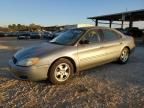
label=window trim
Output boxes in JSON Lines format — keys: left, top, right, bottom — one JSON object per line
{"left": 77, "top": 28, "right": 103, "bottom": 45}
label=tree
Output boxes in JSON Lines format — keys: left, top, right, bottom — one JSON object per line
{"left": 7, "top": 23, "right": 42, "bottom": 31}
{"left": 8, "top": 24, "right": 17, "bottom": 31}
{"left": 29, "top": 23, "right": 41, "bottom": 31}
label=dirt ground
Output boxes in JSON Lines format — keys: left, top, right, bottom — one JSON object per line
{"left": 0, "top": 37, "right": 144, "bottom": 108}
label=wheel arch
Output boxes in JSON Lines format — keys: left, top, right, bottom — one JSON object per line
{"left": 48, "top": 56, "right": 77, "bottom": 76}
{"left": 123, "top": 46, "right": 131, "bottom": 54}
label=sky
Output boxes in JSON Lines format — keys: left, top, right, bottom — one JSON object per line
{"left": 0, "top": 0, "right": 144, "bottom": 27}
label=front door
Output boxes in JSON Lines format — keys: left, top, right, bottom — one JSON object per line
{"left": 77, "top": 29, "right": 107, "bottom": 71}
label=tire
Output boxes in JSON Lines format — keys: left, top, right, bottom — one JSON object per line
{"left": 119, "top": 47, "right": 129, "bottom": 64}
{"left": 49, "top": 58, "right": 74, "bottom": 84}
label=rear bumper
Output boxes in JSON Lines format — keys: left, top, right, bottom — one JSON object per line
{"left": 9, "top": 60, "right": 49, "bottom": 81}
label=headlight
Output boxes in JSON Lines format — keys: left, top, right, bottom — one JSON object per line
{"left": 16, "top": 57, "right": 39, "bottom": 66}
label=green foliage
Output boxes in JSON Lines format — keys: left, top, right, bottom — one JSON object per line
{"left": 8, "top": 23, "right": 42, "bottom": 31}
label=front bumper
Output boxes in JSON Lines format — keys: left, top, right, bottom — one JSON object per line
{"left": 9, "top": 60, "right": 49, "bottom": 81}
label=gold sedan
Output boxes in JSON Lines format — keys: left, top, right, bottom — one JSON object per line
{"left": 9, "top": 27, "right": 135, "bottom": 84}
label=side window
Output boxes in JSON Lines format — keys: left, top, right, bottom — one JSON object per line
{"left": 102, "top": 29, "right": 121, "bottom": 42}
{"left": 80, "top": 30, "right": 101, "bottom": 44}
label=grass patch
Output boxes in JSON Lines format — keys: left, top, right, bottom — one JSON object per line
{"left": 0, "top": 90, "right": 6, "bottom": 103}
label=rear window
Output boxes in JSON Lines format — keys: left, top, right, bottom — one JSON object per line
{"left": 102, "top": 29, "right": 121, "bottom": 42}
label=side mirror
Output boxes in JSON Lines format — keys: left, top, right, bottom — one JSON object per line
{"left": 79, "top": 40, "right": 89, "bottom": 44}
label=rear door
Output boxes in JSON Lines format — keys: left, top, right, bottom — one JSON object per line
{"left": 100, "top": 28, "right": 123, "bottom": 61}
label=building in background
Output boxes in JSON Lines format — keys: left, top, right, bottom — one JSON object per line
{"left": 42, "top": 24, "right": 94, "bottom": 31}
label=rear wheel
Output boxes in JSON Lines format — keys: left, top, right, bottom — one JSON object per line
{"left": 49, "top": 58, "right": 73, "bottom": 84}
{"left": 119, "top": 47, "right": 129, "bottom": 64}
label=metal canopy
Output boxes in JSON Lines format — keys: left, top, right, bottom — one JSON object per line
{"left": 88, "top": 9, "right": 144, "bottom": 28}
{"left": 88, "top": 9, "right": 144, "bottom": 21}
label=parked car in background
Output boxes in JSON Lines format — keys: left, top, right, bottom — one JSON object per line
{"left": 4, "top": 32, "right": 10, "bottom": 37}
{"left": 51, "top": 30, "right": 66, "bottom": 39}
{"left": 0, "top": 32, "right": 5, "bottom": 37}
{"left": 142, "top": 30, "right": 144, "bottom": 43}
{"left": 17, "top": 31, "right": 30, "bottom": 40}
{"left": 42, "top": 31, "right": 53, "bottom": 40}
{"left": 30, "top": 32, "right": 41, "bottom": 39}
{"left": 9, "top": 27, "right": 135, "bottom": 84}
{"left": 124, "top": 27, "right": 143, "bottom": 38}
{"left": 52, "top": 31, "right": 61, "bottom": 39}
{"left": 8, "top": 32, "right": 18, "bottom": 37}
{"left": 115, "top": 28, "right": 125, "bottom": 34}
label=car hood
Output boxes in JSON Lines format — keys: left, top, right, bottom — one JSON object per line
{"left": 14, "top": 42, "right": 63, "bottom": 60}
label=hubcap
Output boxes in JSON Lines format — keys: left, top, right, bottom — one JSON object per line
{"left": 120, "top": 49, "right": 129, "bottom": 62}
{"left": 54, "top": 63, "right": 70, "bottom": 82}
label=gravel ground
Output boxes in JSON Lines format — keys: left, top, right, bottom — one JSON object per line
{"left": 0, "top": 38, "right": 144, "bottom": 108}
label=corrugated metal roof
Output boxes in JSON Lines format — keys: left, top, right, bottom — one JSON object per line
{"left": 88, "top": 9, "right": 144, "bottom": 21}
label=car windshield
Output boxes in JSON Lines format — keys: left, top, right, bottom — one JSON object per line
{"left": 50, "top": 29, "right": 85, "bottom": 45}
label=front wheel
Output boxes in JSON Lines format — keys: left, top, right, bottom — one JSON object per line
{"left": 119, "top": 48, "right": 129, "bottom": 64}
{"left": 49, "top": 58, "right": 74, "bottom": 84}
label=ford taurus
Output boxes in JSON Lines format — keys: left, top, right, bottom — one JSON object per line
{"left": 9, "top": 27, "right": 135, "bottom": 84}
